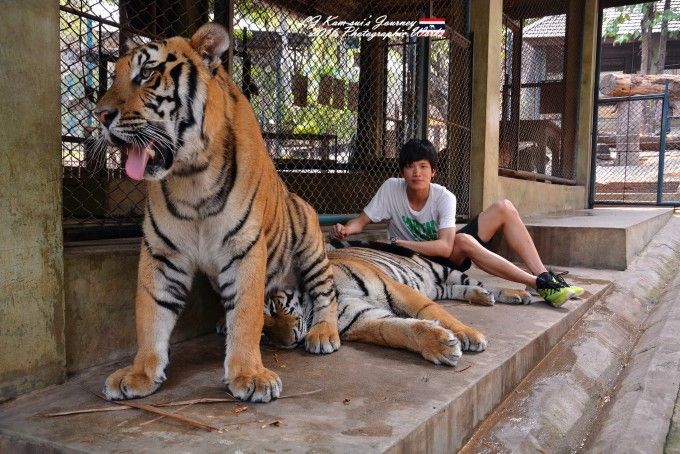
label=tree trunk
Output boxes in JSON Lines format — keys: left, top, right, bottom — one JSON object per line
{"left": 657, "top": 0, "right": 672, "bottom": 74}
{"left": 640, "top": 3, "right": 655, "bottom": 75}
{"left": 600, "top": 73, "right": 680, "bottom": 101}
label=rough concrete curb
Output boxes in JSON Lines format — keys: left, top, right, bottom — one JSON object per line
{"left": 461, "top": 214, "right": 680, "bottom": 453}
{"left": 587, "top": 270, "right": 680, "bottom": 453}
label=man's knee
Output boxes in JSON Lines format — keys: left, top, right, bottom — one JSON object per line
{"left": 491, "top": 199, "right": 518, "bottom": 219}
{"left": 454, "top": 233, "right": 481, "bottom": 255}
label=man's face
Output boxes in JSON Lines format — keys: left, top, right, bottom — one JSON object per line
{"left": 401, "top": 159, "right": 435, "bottom": 191}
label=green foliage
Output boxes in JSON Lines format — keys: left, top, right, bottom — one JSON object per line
{"left": 603, "top": 3, "right": 680, "bottom": 44}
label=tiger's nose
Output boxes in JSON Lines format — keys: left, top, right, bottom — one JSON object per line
{"left": 94, "top": 108, "right": 118, "bottom": 127}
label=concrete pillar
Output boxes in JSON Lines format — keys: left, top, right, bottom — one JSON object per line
{"left": 0, "top": 1, "right": 65, "bottom": 400}
{"left": 575, "top": 0, "right": 599, "bottom": 202}
{"left": 469, "top": 0, "right": 503, "bottom": 216}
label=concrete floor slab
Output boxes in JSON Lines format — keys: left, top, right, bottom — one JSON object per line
{"left": 0, "top": 272, "right": 608, "bottom": 453}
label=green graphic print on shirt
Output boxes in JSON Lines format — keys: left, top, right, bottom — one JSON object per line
{"left": 401, "top": 216, "right": 438, "bottom": 241}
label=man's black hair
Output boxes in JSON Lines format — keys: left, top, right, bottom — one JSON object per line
{"left": 398, "top": 138, "right": 438, "bottom": 170}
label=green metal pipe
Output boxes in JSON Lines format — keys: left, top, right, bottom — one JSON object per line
{"left": 318, "top": 214, "right": 358, "bottom": 226}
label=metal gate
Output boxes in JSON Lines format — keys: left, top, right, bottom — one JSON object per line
{"left": 592, "top": 82, "right": 680, "bottom": 206}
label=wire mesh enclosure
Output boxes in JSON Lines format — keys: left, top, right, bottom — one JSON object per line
{"left": 499, "top": 0, "right": 581, "bottom": 183}
{"left": 594, "top": 90, "right": 680, "bottom": 205}
{"left": 59, "top": 0, "right": 473, "bottom": 241}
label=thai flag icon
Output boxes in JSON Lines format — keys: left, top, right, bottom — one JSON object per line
{"left": 417, "top": 18, "right": 446, "bottom": 36}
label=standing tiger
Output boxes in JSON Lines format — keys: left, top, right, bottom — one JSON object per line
{"left": 259, "top": 241, "right": 532, "bottom": 366}
{"left": 94, "top": 23, "right": 339, "bottom": 403}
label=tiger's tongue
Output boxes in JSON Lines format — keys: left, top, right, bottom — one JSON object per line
{"left": 125, "top": 145, "right": 151, "bottom": 181}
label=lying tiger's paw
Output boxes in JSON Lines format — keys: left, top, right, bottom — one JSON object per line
{"left": 304, "top": 321, "right": 341, "bottom": 354}
{"left": 104, "top": 365, "right": 164, "bottom": 400}
{"left": 495, "top": 288, "right": 532, "bottom": 305}
{"left": 468, "top": 287, "right": 495, "bottom": 306}
{"left": 226, "top": 368, "right": 282, "bottom": 403}
{"left": 455, "top": 326, "right": 488, "bottom": 352}
{"left": 419, "top": 322, "right": 463, "bottom": 366}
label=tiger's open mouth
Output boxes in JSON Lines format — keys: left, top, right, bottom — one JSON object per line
{"left": 124, "top": 143, "right": 153, "bottom": 181}
{"left": 116, "top": 137, "right": 174, "bottom": 181}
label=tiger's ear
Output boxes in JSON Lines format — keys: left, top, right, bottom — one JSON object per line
{"left": 121, "top": 37, "right": 140, "bottom": 55}
{"left": 190, "top": 22, "right": 230, "bottom": 72}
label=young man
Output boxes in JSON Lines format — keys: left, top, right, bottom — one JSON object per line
{"left": 330, "top": 139, "right": 583, "bottom": 307}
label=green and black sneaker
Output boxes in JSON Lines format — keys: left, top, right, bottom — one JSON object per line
{"left": 550, "top": 270, "right": 584, "bottom": 297}
{"left": 536, "top": 271, "right": 575, "bottom": 307}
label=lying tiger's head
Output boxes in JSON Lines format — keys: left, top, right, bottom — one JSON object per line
{"left": 94, "top": 23, "right": 229, "bottom": 181}
{"left": 264, "top": 290, "right": 307, "bottom": 349}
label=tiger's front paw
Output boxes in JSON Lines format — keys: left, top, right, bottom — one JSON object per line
{"left": 420, "top": 323, "right": 463, "bottom": 366}
{"left": 304, "top": 321, "right": 341, "bottom": 354}
{"left": 226, "top": 368, "right": 282, "bottom": 403}
{"left": 455, "top": 327, "right": 488, "bottom": 352}
{"left": 104, "top": 365, "right": 164, "bottom": 400}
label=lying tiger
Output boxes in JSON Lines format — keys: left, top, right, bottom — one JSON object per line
{"left": 221, "top": 241, "right": 531, "bottom": 366}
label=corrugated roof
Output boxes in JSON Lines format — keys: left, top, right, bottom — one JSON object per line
{"left": 523, "top": 14, "right": 566, "bottom": 38}
{"left": 523, "top": 0, "right": 680, "bottom": 39}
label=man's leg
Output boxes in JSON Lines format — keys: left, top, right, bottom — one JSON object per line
{"left": 456, "top": 199, "right": 583, "bottom": 306}
{"left": 449, "top": 234, "right": 536, "bottom": 288}
{"left": 476, "top": 199, "right": 548, "bottom": 276}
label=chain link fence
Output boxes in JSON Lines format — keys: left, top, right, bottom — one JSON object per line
{"left": 499, "top": 1, "right": 579, "bottom": 183}
{"left": 60, "top": 0, "right": 472, "bottom": 241}
{"left": 594, "top": 90, "right": 680, "bottom": 205}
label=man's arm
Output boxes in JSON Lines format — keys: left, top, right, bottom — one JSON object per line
{"left": 330, "top": 212, "right": 373, "bottom": 239}
{"left": 394, "top": 227, "right": 456, "bottom": 258}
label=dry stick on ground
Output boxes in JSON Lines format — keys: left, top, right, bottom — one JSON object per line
{"left": 105, "top": 398, "right": 218, "bottom": 432}
{"left": 139, "top": 403, "right": 194, "bottom": 427}
{"left": 455, "top": 361, "right": 473, "bottom": 373}
{"left": 43, "top": 389, "right": 323, "bottom": 418}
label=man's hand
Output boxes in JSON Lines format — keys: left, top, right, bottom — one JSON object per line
{"left": 330, "top": 223, "right": 348, "bottom": 240}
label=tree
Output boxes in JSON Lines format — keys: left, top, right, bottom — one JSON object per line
{"left": 603, "top": 1, "right": 680, "bottom": 75}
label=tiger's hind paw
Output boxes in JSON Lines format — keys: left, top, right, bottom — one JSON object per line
{"left": 467, "top": 287, "right": 495, "bottom": 306}
{"left": 304, "top": 321, "right": 340, "bottom": 354}
{"left": 495, "top": 288, "right": 532, "bottom": 305}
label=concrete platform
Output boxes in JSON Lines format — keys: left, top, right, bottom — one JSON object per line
{"left": 496, "top": 207, "right": 673, "bottom": 270}
{"left": 0, "top": 272, "right": 608, "bottom": 453}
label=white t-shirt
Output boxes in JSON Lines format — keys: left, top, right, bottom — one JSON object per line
{"left": 363, "top": 178, "right": 457, "bottom": 241}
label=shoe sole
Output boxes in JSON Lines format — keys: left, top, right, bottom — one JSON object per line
{"left": 549, "top": 289, "right": 575, "bottom": 307}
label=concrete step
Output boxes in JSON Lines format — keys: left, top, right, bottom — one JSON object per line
{"left": 461, "top": 214, "right": 680, "bottom": 454}
{"left": 0, "top": 271, "right": 609, "bottom": 453}
{"left": 495, "top": 207, "right": 674, "bottom": 270}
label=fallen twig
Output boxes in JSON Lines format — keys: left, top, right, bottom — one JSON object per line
{"left": 44, "top": 406, "right": 130, "bottom": 417}
{"left": 455, "top": 361, "right": 473, "bottom": 373}
{"left": 139, "top": 403, "right": 193, "bottom": 427}
{"left": 105, "top": 398, "right": 217, "bottom": 432}
{"left": 43, "top": 389, "right": 323, "bottom": 418}
{"left": 89, "top": 392, "right": 217, "bottom": 432}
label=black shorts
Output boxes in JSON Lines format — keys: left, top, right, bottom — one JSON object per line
{"left": 417, "top": 216, "right": 493, "bottom": 273}
{"left": 452, "top": 216, "right": 493, "bottom": 272}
